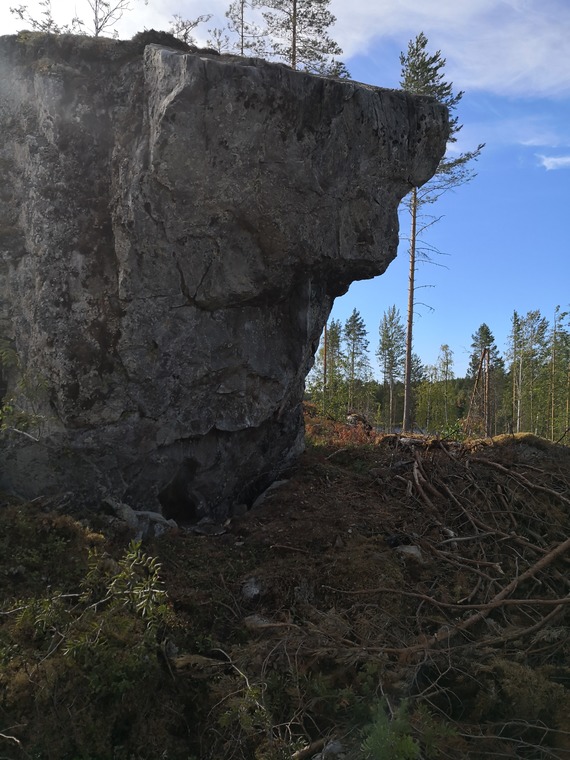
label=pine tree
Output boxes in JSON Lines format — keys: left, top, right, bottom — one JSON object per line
{"left": 377, "top": 306, "right": 405, "bottom": 429}
{"left": 416, "top": 364, "right": 438, "bottom": 432}
{"left": 307, "top": 319, "right": 347, "bottom": 418}
{"left": 399, "top": 33, "right": 484, "bottom": 432}
{"left": 225, "top": 0, "right": 265, "bottom": 55}
{"left": 343, "top": 309, "right": 371, "bottom": 413}
{"left": 260, "top": 0, "right": 347, "bottom": 74}
{"left": 507, "top": 310, "right": 549, "bottom": 434}
{"left": 322, "top": 318, "right": 347, "bottom": 418}
{"left": 438, "top": 344, "right": 454, "bottom": 425}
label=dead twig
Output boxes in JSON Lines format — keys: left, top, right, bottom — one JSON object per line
{"left": 426, "top": 533, "right": 570, "bottom": 648}
{"left": 412, "top": 459, "right": 436, "bottom": 510}
{"left": 270, "top": 544, "right": 310, "bottom": 554}
{"left": 429, "top": 546, "right": 504, "bottom": 571}
{"left": 470, "top": 457, "right": 570, "bottom": 509}
{"left": 0, "top": 731, "right": 22, "bottom": 746}
{"left": 325, "top": 447, "right": 350, "bottom": 460}
{"left": 321, "top": 585, "right": 570, "bottom": 610}
{"left": 474, "top": 602, "right": 567, "bottom": 648}
{"left": 457, "top": 575, "right": 483, "bottom": 605}
{"left": 291, "top": 737, "right": 326, "bottom": 759}
{"left": 437, "top": 532, "right": 496, "bottom": 545}
{"left": 439, "top": 482, "right": 547, "bottom": 555}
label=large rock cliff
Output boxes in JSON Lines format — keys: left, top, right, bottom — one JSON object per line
{"left": 0, "top": 33, "right": 448, "bottom": 520}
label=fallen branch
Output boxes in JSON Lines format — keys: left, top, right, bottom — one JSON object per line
{"left": 324, "top": 533, "right": 570, "bottom": 656}
{"left": 424, "top": 544, "right": 500, "bottom": 581}
{"left": 0, "top": 730, "right": 22, "bottom": 746}
{"left": 470, "top": 456, "right": 570, "bottom": 509}
{"left": 428, "top": 533, "right": 570, "bottom": 647}
{"left": 439, "top": 482, "right": 548, "bottom": 555}
{"left": 437, "top": 532, "right": 496, "bottom": 545}
{"left": 322, "top": 585, "right": 570, "bottom": 610}
{"left": 270, "top": 544, "right": 310, "bottom": 554}
{"left": 430, "top": 546, "right": 504, "bottom": 571}
{"left": 291, "top": 737, "right": 326, "bottom": 760}
{"left": 325, "top": 447, "right": 350, "bottom": 460}
{"left": 412, "top": 458, "right": 436, "bottom": 510}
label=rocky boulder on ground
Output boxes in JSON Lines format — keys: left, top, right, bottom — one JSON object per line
{"left": 0, "top": 32, "right": 448, "bottom": 519}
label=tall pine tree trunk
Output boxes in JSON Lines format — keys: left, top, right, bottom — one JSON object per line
{"left": 322, "top": 321, "right": 327, "bottom": 416}
{"left": 550, "top": 321, "right": 556, "bottom": 440}
{"left": 402, "top": 188, "right": 417, "bottom": 433}
{"left": 516, "top": 354, "right": 523, "bottom": 433}
{"left": 485, "top": 352, "right": 491, "bottom": 436}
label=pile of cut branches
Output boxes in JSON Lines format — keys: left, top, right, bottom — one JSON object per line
{"left": 217, "top": 430, "right": 570, "bottom": 758}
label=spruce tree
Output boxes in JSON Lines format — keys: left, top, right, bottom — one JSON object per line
{"left": 410, "top": 352, "right": 426, "bottom": 384}
{"left": 399, "top": 33, "right": 484, "bottom": 432}
{"left": 466, "top": 323, "right": 505, "bottom": 436}
{"left": 468, "top": 324, "right": 503, "bottom": 377}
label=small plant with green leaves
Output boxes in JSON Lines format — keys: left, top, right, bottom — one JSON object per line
{"left": 361, "top": 699, "right": 460, "bottom": 760}
{"left": 440, "top": 420, "right": 465, "bottom": 441}
{"left": 361, "top": 700, "right": 420, "bottom": 760}
{"left": 1, "top": 538, "right": 172, "bottom": 757}
{"left": 211, "top": 660, "right": 297, "bottom": 760}
{"left": 84, "top": 539, "right": 168, "bottom": 626}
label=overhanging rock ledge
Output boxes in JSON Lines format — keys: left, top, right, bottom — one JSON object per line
{"left": 0, "top": 33, "right": 449, "bottom": 520}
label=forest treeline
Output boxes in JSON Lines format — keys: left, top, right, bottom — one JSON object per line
{"left": 306, "top": 305, "right": 570, "bottom": 443}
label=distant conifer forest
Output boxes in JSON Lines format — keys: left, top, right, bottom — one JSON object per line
{"left": 306, "top": 306, "right": 570, "bottom": 442}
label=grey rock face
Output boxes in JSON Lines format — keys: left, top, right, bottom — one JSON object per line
{"left": 0, "top": 33, "right": 448, "bottom": 519}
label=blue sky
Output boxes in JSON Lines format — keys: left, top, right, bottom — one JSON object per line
{"left": 2, "top": 0, "right": 569, "bottom": 377}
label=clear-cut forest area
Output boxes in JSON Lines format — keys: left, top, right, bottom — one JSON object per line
{"left": 1, "top": 412, "right": 569, "bottom": 759}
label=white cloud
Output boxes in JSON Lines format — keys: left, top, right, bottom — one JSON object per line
{"left": 331, "top": 0, "right": 570, "bottom": 98}
{"left": 501, "top": 117, "right": 569, "bottom": 150}
{"left": 537, "top": 154, "right": 570, "bottom": 170}
{"left": 520, "top": 133, "right": 564, "bottom": 148}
